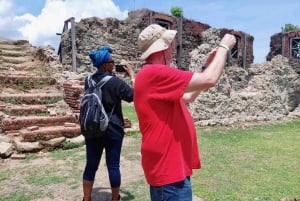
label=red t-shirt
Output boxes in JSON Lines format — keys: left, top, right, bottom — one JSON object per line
{"left": 133, "top": 64, "right": 201, "bottom": 186}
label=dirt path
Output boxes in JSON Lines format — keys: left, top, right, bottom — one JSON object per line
{"left": 0, "top": 137, "right": 144, "bottom": 201}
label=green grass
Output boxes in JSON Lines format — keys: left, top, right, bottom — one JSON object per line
{"left": 193, "top": 120, "right": 300, "bottom": 201}
{"left": 122, "top": 178, "right": 149, "bottom": 201}
{"left": 0, "top": 102, "right": 299, "bottom": 201}
{"left": 122, "top": 102, "right": 138, "bottom": 123}
{"left": 0, "top": 192, "right": 37, "bottom": 201}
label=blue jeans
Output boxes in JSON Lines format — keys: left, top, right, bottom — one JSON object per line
{"left": 150, "top": 177, "right": 192, "bottom": 201}
{"left": 83, "top": 129, "right": 123, "bottom": 188}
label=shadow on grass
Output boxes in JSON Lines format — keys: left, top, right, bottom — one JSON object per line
{"left": 92, "top": 187, "right": 135, "bottom": 201}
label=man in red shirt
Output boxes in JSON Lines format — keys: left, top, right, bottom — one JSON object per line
{"left": 134, "top": 24, "right": 236, "bottom": 201}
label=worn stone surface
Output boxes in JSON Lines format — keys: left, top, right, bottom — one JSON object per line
{"left": 0, "top": 38, "right": 84, "bottom": 158}
{"left": 0, "top": 142, "right": 14, "bottom": 158}
{"left": 59, "top": 9, "right": 253, "bottom": 72}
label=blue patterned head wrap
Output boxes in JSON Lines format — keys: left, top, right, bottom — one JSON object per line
{"left": 89, "top": 46, "right": 112, "bottom": 67}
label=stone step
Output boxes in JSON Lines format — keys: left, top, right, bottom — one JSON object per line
{"left": 0, "top": 39, "right": 29, "bottom": 46}
{"left": 0, "top": 45, "right": 29, "bottom": 52}
{"left": 0, "top": 104, "right": 49, "bottom": 116}
{"left": 0, "top": 49, "right": 30, "bottom": 57}
{"left": 0, "top": 62, "right": 42, "bottom": 71}
{"left": 0, "top": 40, "right": 31, "bottom": 53}
{"left": 1, "top": 55, "right": 29, "bottom": 64}
{"left": 0, "top": 66, "right": 9, "bottom": 71}
{"left": 0, "top": 93, "right": 63, "bottom": 104}
{"left": 2, "top": 115, "right": 78, "bottom": 131}
{"left": 20, "top": 123, "right": 81, "bottom": 142}
{"left": 0, "top": 72, "right": 56, "bottom": 87}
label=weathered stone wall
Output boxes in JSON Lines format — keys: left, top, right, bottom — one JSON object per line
{"left": 189, "top": 28, "right": 300, "bottom": 125}
{"left": 190, "top": 55, "right": 300, "bottom": 126}
{"left": 59, "top": 9, "right": 254, "bottom": 71}
{"left": 60, "top": 17, "right": 141, "bottom": 73}
{"left": 57, "top": 9, "right": 299, "bottom": 126}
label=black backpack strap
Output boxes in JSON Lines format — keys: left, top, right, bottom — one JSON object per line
{"left": 87, "top": 74, "right": 112, "bottom": 88}
{"left": 95, "top": 75, "right": 115, "bottom": 119}
{"left": 96, "top": 75, "right": 113, "bottom": 88}
{"left": 87, "top": 75, "right": 97, "bottom": 88}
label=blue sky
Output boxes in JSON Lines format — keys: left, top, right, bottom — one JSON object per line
{"left": 0, "top": 0, "right": 299, "bottom": 63}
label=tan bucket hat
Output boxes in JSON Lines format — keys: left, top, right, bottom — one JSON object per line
{"left": 138, "top": 24, "right": 177, "bottom": 60}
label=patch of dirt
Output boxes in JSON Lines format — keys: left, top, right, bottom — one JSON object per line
{"left": 0, "top": 136, "right": 204, "bottom": 201}
{"left": 0, "top": 137, "right": 144, "bottom": 201}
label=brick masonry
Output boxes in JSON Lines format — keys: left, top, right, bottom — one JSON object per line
{"left": 267, "top": 30, "right": 300, "bottom": 61}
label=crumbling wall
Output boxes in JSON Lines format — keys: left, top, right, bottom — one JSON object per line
{"left": 57, "top": 9, "right": 300, "bottom": 126}
{"left": 59, "top": 9, "right": 254, "bottom": 71}
{"left": 60, "top": 17, "right": 141, "bottom": 72}
{"left": 188, "top": 28, "right": 300, "bottom": 125}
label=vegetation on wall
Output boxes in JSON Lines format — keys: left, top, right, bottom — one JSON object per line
{"left": 170, "top": 6, "right": 183, "bottom": 18}
{"left": 282, "top": 23, "right": 300, "bottom": 32}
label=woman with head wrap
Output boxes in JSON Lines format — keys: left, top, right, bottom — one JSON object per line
{"left": 82, "top": 46, "right": 135, "bottom": 201}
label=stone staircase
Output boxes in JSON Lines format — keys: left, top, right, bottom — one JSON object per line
{"left": 0, "top": 38, "right": 82, "bottom": 158}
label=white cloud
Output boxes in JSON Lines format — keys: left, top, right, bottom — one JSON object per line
{"left": 1, "top": 0, "right": 127, "bottom": 49}
{"left": 17, "top": 0, "right": 68, "bottom": 46}
{"left": 0, "top": 16, "right": 11, "bottom": 28}
{"left": 0, "top": 0, "right": 14, "bottom": 38}
{"left": 65, "top": 0, "right": 128, "bottom": 19}
{"left": 0, "top": 0, "right": 12, "bottom": 15}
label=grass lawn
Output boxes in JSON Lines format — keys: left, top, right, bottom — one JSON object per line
{"left": 0, "top": 103, "right": 299, "bottom": 201}
{"left": 121, "top": 104, "right": 300, "bottom": 200}
{"left": 193, "top": 120, "right": 300, "bottom": 201}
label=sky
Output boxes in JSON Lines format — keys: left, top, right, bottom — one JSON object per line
{"left": 0, "top": 0, "right": 299, "bottom": 64}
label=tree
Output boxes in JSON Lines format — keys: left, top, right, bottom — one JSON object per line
{"left": 282, "top": 23, "right": 300, "bottom": 32}
{"left": 171, "top": 6, "right": 183, "bottom": 18}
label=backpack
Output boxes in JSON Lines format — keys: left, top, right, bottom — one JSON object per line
{"left": 79, "top": 75, "right": 113, "bottom": 138}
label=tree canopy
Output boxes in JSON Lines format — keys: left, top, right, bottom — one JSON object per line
{"left": 282, "top": 23, "right": 300, "bottom": 32}
{"left": 171, "top": 6, "right": 183, "bottom": 18}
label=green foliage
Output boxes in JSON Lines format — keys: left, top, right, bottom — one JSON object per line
{"left": 62, "top": 141, "right": 82, "bottom": 150}
{"left": 171, "top": 6, "right": 183, "bottom": 18}
{"left": 2, "top": 96, "right": 61, "bottom": 105}
{"left": 24, "top": 153, "right": 40, "bottom": 161}
{"left": 282, "top": 23, "right": 300, "bottom": 32}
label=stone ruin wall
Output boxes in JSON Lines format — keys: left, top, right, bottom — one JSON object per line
{"left": 57, "top": 9, "right": 300, "bottom": 126}
{"left": 59, "top": 9, "right": 254, "bottom": 72}
{"left": 188, "top": 28, "right": 300, "bottom": 125}
{"left": 60, "top": 17, "right": 140, "bottom": 73}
